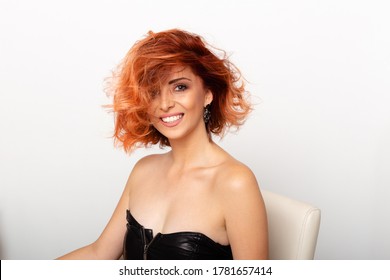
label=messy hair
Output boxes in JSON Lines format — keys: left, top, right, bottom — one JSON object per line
{"left": 106, "top": 29, "right": 251, "bottom": 153}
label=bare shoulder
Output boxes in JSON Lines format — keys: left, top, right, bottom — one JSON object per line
{"left": 214, "top": 157, "right": 264, "bottom": 212}
{"left": 215, "top": 158, "right": 260, "bottom": 194}
{"left": 125, "top": 153, "right": 167, "bottom": 191}
{"left": 135, "top": 153, "right": 166, "bottom": 167}
{"left": 130, "top": 153, "right": 167, "bottom": 175}
{"left": 215, "top": 157, "right": 268, "bottom": 259}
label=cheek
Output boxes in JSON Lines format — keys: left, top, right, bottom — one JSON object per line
{"left": 147, "top": 101, "right": 159, "bottom": 117}
{"left": 182, "top": 92, "right": 204, "bottom": 109}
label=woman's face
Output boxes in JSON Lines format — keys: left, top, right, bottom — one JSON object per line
{"left": 148, "top": 66, "right": 212, "bottom": 142}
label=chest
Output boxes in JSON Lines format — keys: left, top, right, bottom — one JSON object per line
{"left": 127, "top": 168, "right": 227, "bottom": 244}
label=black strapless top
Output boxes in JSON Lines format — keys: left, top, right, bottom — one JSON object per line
{"left": 123, "top": 210, "right": 233, "bottom": 260}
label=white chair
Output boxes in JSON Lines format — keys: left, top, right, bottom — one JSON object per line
{"left": 262, "top": 190, "right": 321, "bottom": 259}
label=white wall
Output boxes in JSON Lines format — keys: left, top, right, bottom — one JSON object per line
{"left": 0, "top": 0, "right": 389, "bottom": 259}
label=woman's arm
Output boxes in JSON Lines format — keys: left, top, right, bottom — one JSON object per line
{"left": 57, "top": 174, "right": 133, "bottom": 260}
{"left": 220, "top": 164, "right": 268, "bottom": 260}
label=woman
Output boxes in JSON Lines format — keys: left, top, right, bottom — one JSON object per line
{"left": 58, "top": 29, "right": 268, "bottom": 260}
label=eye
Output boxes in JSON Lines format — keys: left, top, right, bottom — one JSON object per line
{"left": 174, "top": 84, "right": 187, "bottom": 92}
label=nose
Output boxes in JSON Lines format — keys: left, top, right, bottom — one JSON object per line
{"left": 159, "top": 90, "right": 175, "bottom": 111}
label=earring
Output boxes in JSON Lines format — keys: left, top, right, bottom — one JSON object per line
{"left": 203, "top": 104, "right": 211, "bottom": 123}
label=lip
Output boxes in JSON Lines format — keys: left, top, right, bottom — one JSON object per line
{"left": 159, "top": 113, "right": 184, "bottom": 127}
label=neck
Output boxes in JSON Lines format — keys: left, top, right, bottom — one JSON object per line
{"left": 168, "top": 127, "right": 214, "bottom": 170}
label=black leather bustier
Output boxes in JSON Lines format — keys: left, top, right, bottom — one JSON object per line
{"left": 123, "top": 210, "right": 233, "bottom": 260}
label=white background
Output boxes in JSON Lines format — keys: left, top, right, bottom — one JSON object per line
{"left": 0, "top": 0, "right": 389, "bottom": 259}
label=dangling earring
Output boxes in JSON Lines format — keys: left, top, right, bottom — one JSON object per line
{"left": 203, "top": 104, "right": 211, "bottom": 123}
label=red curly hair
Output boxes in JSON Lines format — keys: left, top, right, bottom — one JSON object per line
{"left": 106, "top": 29, "right": 251, "bottom": 153}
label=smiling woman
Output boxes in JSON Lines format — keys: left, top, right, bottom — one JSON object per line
{"left": 107, "top": 29, "right": 251, "bottom": 151}
{"left": 148, "top": 67, "right": 212, "bottom": 142}
{"left": 57, "top": 29, "right": 268, "bottom": 260}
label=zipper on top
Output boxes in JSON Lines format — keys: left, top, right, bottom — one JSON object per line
{"left": 142, "top": 226, "right": 158, "bottom": 260}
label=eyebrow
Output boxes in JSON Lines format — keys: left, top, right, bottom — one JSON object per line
{"left": 168, "top": 77, "right": 192, "bottom": 85}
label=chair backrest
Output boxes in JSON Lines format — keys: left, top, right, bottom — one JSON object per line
{"left": 262, "top": 190, "right": 321, "bottom": 259}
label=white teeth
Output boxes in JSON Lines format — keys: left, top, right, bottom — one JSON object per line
{"left": 162, "top": 114, "right": 183, "bottom": 123}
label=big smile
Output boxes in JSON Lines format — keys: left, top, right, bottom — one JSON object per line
{"left": 161, "top": 113, "right": 184, "bottom": 123}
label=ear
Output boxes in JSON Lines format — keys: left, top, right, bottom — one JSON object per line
{"left": 204, "top": 89, "right": 213, "bottom": 106}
